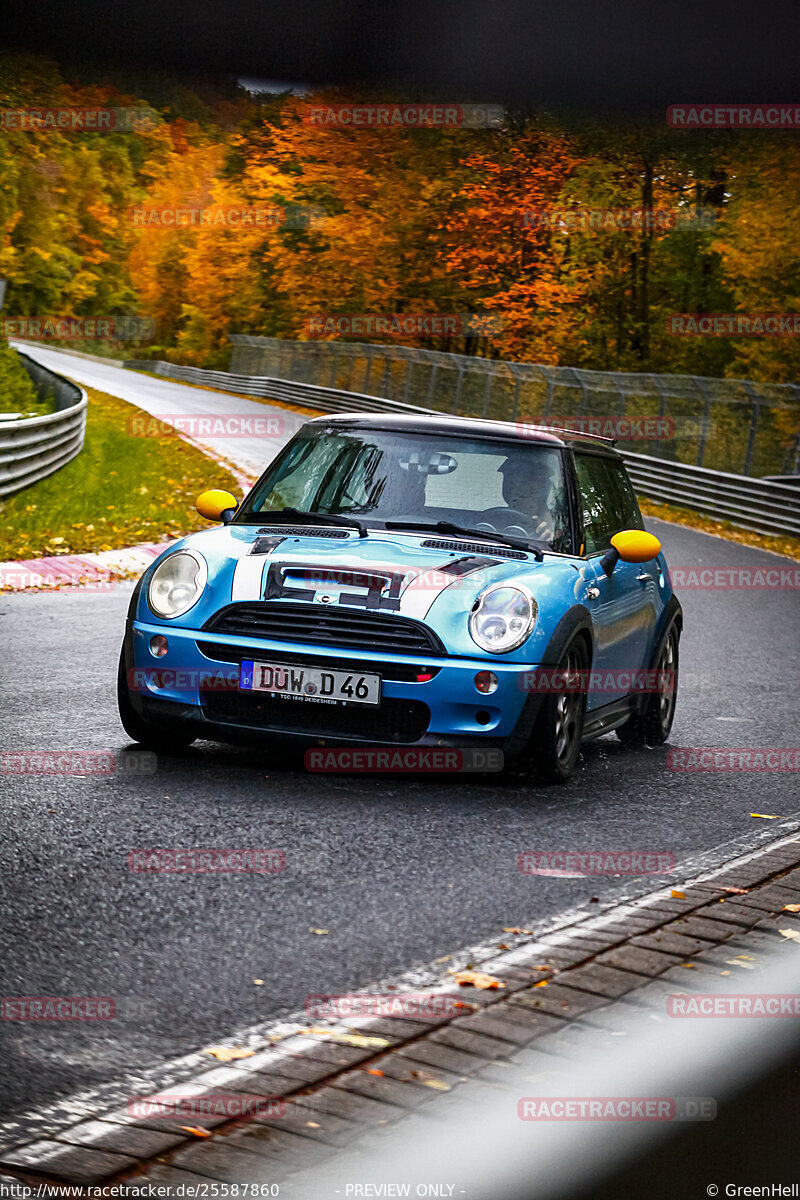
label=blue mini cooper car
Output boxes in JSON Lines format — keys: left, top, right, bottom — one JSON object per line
{"left": 118, "top": 414, "right": 682, "bottom": 782}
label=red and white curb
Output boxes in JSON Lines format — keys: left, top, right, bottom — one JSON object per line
{"left": 0, "top": 542, "right": 174, "bottom": 593}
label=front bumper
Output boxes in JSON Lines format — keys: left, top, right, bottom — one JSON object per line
{"left": 126, "top": 619, "right": 544, "bottom": 756}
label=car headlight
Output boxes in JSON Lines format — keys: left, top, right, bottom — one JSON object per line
{"left": 147, "top": 550, "right": 207, "bottom": 619}
{"left": 469, "top": 584, "right": 537, "bottom": 654}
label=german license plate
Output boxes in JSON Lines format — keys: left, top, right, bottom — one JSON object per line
{"left": 239, "top": 659, "right": 381, "bottom": 707}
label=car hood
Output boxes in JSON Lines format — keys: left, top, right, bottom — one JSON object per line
{"left": 142, "top": 524, "right": 585, "bottom": 659}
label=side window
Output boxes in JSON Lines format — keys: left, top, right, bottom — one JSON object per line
{"left": 574, "top": 454, "right": 643, "bottom": 554}
{"left": 606, "top": 461, "right": 645, "bottom": 533}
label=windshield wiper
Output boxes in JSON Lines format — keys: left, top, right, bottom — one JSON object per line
{"left": 383, "top": 520, "right": 544, "bottom": 560}
{"left": 259, "top": 507, "right": 368, "bottom": 538}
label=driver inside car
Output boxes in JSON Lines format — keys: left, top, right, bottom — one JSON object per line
{"left": 480, "top": 456, "right": 559, "bottom": 543}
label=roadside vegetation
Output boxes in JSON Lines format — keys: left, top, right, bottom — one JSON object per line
{"left": 0, "top": 386, "right": 239, "bottom": 560}
{"left": 638, "top": 497, "right": 800, "bottom": 561}
{"left": 0, "top": 340, "right": 49, "bottom": 417}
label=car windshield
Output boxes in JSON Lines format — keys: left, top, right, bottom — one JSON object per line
{"left": 236, "top": 427, "right": 573, "bottom": 552}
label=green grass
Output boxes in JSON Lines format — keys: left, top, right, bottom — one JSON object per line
{"left": 0, "top": 386, "right": 240, "bottom": 560}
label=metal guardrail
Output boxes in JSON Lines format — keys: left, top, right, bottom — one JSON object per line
{"left": 623, "top": 453, "right": 800, "bottom": 538}
{"left": 0, "top": 352, "right": 88, "bottom": 497}
{"left": 123, "top": 359, "right": 441, "bottom": 416}
{"left": 125, "top": 357, "right": 800, "bottom": 538}
{"left": 230, "top": 334, "right": 800, "bottom": 479}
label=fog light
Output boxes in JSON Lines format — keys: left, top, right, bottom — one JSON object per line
{"left": 474, "top": 670, "right": 498, "bottom": 695}
{"left": 149, "top": 634, "right": 169, "bottom": 658}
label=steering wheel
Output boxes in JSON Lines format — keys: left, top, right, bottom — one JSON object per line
{"left": 476, "top": 506, "right": 554, "bottom": 542}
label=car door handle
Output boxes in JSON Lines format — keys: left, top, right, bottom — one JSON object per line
{"left": 636, "top": 573, "right": 649, "bottom": 585}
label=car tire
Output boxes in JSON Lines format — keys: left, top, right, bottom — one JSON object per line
{"left": 616, "top": 623, "right": 679, "bottom": 749}
{"left": 117, "top": 646, "right": 197, "bottom": 751}
{"left": 529, "top": 637, "right": 588, "bottom": 783}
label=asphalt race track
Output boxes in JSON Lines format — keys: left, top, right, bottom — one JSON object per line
{"left": 1, "top": 353, "right": 798, "bottom": 1121}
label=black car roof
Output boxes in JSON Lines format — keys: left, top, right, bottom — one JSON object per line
{"left": 307, "top": 412, "right": 621, "bottom": 454}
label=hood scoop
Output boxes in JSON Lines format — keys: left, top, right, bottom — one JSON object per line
{"left": 255, "top": 525, "right": 350, "bottom": 539}
{"left": 420, "top": 537, "right": 528, "bottom": 561}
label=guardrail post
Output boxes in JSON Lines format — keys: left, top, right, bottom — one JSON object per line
{"left": 510, "top": 373, "right": 521, "bottom": 422}
{"left": 692, "top": 376, "right": 714, "bottom": 468}
{"left": 363, "top": 346, "right": 374, "bottom": 393}
{"left": 327, "top": 346, "right": 339, "bottom": 388}
{"left": 451, "top": 365, "right": 464, "bottom": 414}
{"left": 481, "top": 370, "right": 492, "bottom": 418}
{"left": 742, "top": 382, "right": 762, "bottom": 477}
{"left": 426, "top": 363, "right": 439, "bottom": 409}
{"left": 403, "top": 359, "right": 414, "bottom": 404}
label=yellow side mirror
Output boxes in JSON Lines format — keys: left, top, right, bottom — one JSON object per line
{"left": 196, "top": 489, "right": 238, "bottom": 522}
{"left": 610, "top": 530, "right": 662, "bottom": 563}
{"left": 601, "top": 529, "right": 661, "bottom": 576}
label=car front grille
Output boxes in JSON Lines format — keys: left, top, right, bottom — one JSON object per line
{"left": 196, "top": 641, "right": 442, "bottom": 684}
{"left": 203, "top": 690, "right": 430, "bottom": 743}
{"left": 202, "top": 602, "right": 446, "bottom": 656}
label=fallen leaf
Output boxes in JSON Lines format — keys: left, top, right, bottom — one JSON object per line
{"left": 779, "top": 928, "right": 800, "bottom": 943}
{"left": 497, "top": 943, "right": 510, "bottom": 951}
{"left": 750, "top": 813, "right": 786, "bottom": 820}
{"left": 306, "top": 1121, "right": 321, "bottom": 1129}
{"left": 725, "top": 959, "right": 756, "bottom": 970}
{"left": 253, "top": 979, "right": 264, "bottom": 986}
{"left": 179, "top": 1127, "right": 211, "bottom": 1137}
{"left": 202, "top": 1045, "right": 254, "bottom": 1061}
{"left": 302, "top": 1027, "right": 390, "bottom": 1049}
{"left": 503, "top": 927, "right": 534, "bottom": 935}
{"left": 782, "top": 904, "right": 800, "bottom": 913}
{"left": 451, "top": 970, "right": 505, "bottom": 990}
{"left": 680, "top": 962, "right": 696, "bottom": 969}
{"left": 534, "top": 980, "right": 548, "bottom": 988}
{"left": 720, "top": 970, "right": 731, "bottom": 976}
{"left": 589, "top": 897, "right": 599, "bottom": 903}
{"left": 421, "top": 1079, "right": 451, "bottom": 1091}
{"left": 671, "top": 889, "right": 686, "bottom": 899}
{"left": 366, "top": 1069, "right": 384, "bottom": 1076}
{"left": 309, "top": 928, "right": 329, "bottom": 935}
{"left": 722, "top": 886, "right": 749, "bottom": 895}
